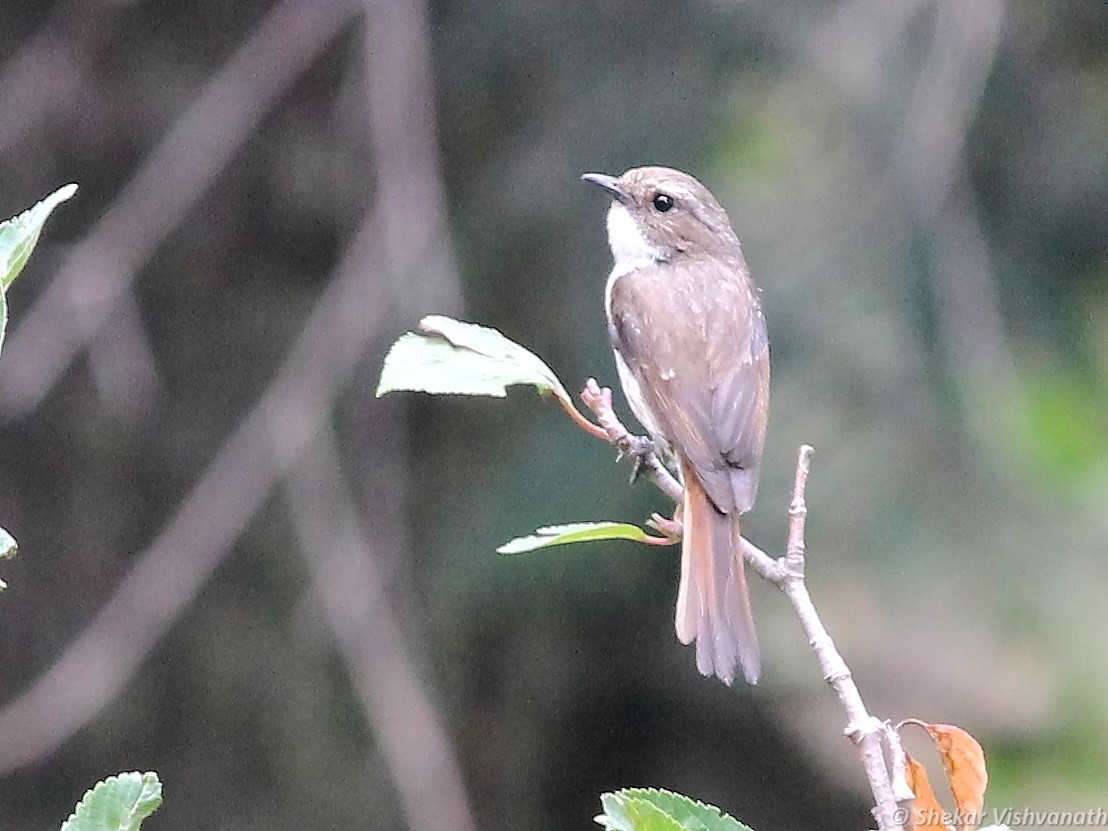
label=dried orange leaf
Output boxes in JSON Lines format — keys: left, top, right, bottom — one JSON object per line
{"left": 901, "top": 720, "right": 988, "bottom": 831}
{"left": 906, "top": 753, "right": 953, "bottom": 831}
{"left": 925, "top": 723, "right": 987, "bottom": 826}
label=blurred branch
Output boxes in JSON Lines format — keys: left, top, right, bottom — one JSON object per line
{"left": 898, "top": 0, "right": 1005, "bottom": 218}
{"left": 281, "top": 426, "right": 478, "bottom": 831}
{"left": 361, "top": 0, "right": 462, "bottom": 317}
{"left": 897, "top": 0, "right": 1020, "bottom": 425}
{"left": 808, "top": 0, "right": 929, "bottom": 92}
{"left": 0, "top": 210, "right": 384, "bottom": 772}
{"left": 0, "top": 0, "right": 359, "bottom": 418}
{"left": 335, "top": 3, "right": 477, "bottom": 826}
{"left": 0, "top": 0, "right": 160, "bottom": 420}
{"left": 0, "top": 6, "right": 479, "bottom": 829}
{"left": 85, "top": 295, "right": 163, "bottom": 421}
{"left": 0, "top": 0, "right": 115, "bottom": 155}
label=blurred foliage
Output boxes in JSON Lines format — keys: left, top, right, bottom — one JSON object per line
{"left": 0, "top": 0, "right": 1107, "bottom": 830}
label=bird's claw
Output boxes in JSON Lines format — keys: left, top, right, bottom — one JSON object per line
{"left": 619, "top": 434, "right": 655, "bottom": 483}
{"left": 647, "top": 512, "right": 683, "bottom": 540}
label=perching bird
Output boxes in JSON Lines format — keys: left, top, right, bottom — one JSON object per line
{"left": 583, "top": 166, "right": 769, "bottom": 685}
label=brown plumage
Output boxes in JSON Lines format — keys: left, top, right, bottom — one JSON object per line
{"left": 583, "top": 166, "right": 770, "bottom": 685}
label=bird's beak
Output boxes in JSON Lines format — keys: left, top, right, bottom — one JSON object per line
{"left": 581, "top": 172, "right": 630, "bottom": 204}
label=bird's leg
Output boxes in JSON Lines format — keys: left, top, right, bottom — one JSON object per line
{"left": 620, "top": 434, "right": 656, "bottom": 483}
{"left": 579, "top": 378, "right": 685, "bottom": 504}
{"left": 647, "top": 505, "right": 683, "bottom": 541}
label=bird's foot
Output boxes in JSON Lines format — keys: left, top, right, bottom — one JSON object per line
{"left": 647, "top": 512, "right": 683, "bottom": 541}
{"left": 620, "top": 434, "right": 655, "bottom": 483}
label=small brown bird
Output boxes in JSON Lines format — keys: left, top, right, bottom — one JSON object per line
{"left": 582, "top": 166, "right": 769, "bottom": 685}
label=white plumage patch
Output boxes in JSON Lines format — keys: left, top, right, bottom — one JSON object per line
{"left": 602, "top": 203, "right": 668, "bottom": 445}
{"left": 605, "top": 203, "right": 663, "bottom": 275}
{"left": 604, "top": 202, "right": 664, "bottom": 322}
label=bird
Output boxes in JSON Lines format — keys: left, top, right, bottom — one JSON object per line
{"left": 582, "top": 166, "right": 769, "bottom": 685}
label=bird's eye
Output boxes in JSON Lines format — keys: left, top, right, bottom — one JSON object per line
{"left": 651, "top": 193, "right": 674, "bottom": 213}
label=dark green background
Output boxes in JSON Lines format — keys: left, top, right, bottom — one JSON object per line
{"left": 0, "top": 0, "right": 1106, "bottom": 828}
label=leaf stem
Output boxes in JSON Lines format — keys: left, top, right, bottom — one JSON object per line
{"left": 552, "top": 388, "right": 609, "bottom": 440}
{"left": 578, "top": 378, "right": 684, "bottom": 504}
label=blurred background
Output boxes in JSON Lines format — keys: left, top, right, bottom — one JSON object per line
{"left": 0, "top": 0, "right": 1106, "bottom": 827}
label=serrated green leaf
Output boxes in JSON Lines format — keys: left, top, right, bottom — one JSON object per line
{"left": 375, "top": 315, "right": 571, "bottom": 401}
{"left": 60, "top": 771, "right": 162, "bottom": 831}
{"left": 596, "top": 788, "right": 755, "bottom": 831}
{"left": 598, "top": 795, "right": 684, "bottom": 831}
{"left": 497, "top": 522, "right": 672, "bottom": 554}
{"left": 1, "top": 183, "right": 78, "bottom": 290}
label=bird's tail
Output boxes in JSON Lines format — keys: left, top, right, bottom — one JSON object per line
{"left": 675, "top": 461, "right": 760, "bottom": 685}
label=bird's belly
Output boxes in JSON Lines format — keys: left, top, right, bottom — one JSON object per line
{"left": 613, "top": 348, "right": 670, "bottom": 455}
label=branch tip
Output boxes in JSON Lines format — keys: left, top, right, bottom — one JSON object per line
{"left": 579, "top": 379, "right": 683, "bottom": 504}
{"left": 844, "top": 716, "right": 885, "bottom": 743}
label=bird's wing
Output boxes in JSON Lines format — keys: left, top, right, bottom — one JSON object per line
{"left": 609, "top": 257, "right": 769, "bottom": 513}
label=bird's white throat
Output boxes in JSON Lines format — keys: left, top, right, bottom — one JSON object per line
{"left": 606, "top": 202, "right": 664, "bottom": 275}
{"left": 601, "top": 203, "right": 668, "bottom": 442}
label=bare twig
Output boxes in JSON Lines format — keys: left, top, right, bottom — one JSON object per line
{"left": 885, "top": 722, "right": 918, "bottom": 806}
{"left": 552, "top": 388, "right": 610, "bottom": 441}
{"left": 775, "top": 447, "right": 901, "bottom": 831}
{"left": 577, "top": 376, "right": 904, "bottom": 830}
{"left": 580, "top": 377, "right": 683, "bottom": 503}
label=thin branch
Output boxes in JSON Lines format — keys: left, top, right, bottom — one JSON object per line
{"left": 576, "top": 377, "right": 904, "bottom": 830}
{"left": 580, "top": 377, "right": 683, "bottom": 504}
{"left": 775, "top": 447, "right": 901, "bottom": 831}
{"left": 552, "top": 388, "right": 609, "bottom": 441}
{"left": 885, "top": 722, "right": 918, "bottom": 806}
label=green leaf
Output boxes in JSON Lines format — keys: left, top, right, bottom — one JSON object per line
{"left": 0, "top": 526, "right": 16, "bottom": 560}
{"left": 497, "top": 522, "right": 672, "bottom": 554}
{"left": 60, "top": 771, "right": 163, "bottom": 831}
{"left": 376, "top": 315, "right": 571, "bottom": 401}
{"left": 0, "top": 183, "right": 79, "bottom": 358}
{"left": 598, "top": 796, "right": 684, "bottom": 831}
{"left": 596, "top": 789, "right": 755, "bottom": 831}
{"left": 0, "top": 526, "right": 16, "bottom": 592}
{"left": 1, "top": 183, "right": 78, "bottom": 290}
